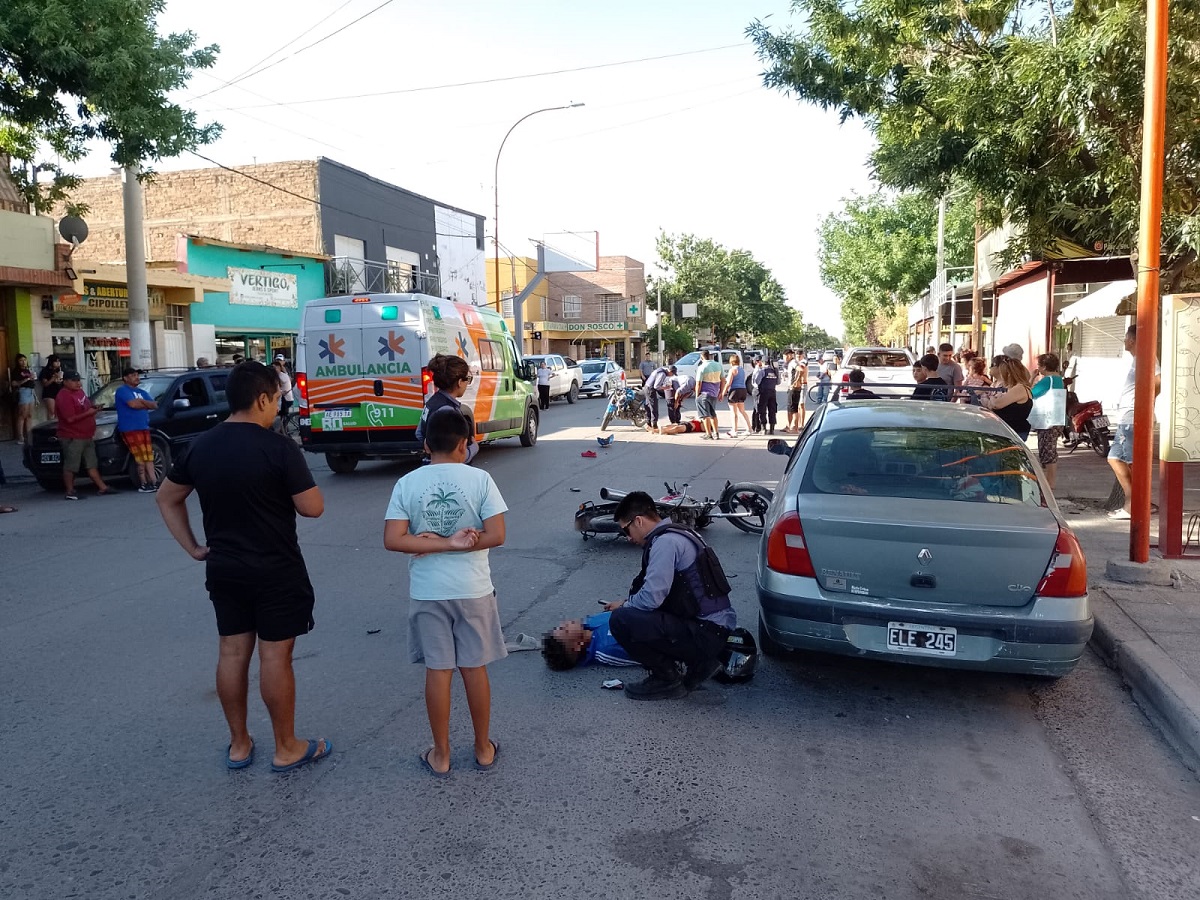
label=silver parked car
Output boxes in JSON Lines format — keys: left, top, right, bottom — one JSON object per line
{"left": 756, "top": 400, "right": 1091, "bottom": 677}
{"left": 579, "top": 359, "right": 626, "bottom": 398}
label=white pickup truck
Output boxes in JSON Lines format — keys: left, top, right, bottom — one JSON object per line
{"left": 525, "top": 354, "right": 584, "bottom": 403}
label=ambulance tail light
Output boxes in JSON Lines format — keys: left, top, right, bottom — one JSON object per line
{"left": 296, "top": 372, "right": 308, "bottom": 406}
{"left": 421, "top": 366, "right": 434, "bottom": 397}
{"left": 766, "top": 512, "right": 815, "bottom": 578}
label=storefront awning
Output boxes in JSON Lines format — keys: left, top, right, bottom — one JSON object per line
{"left": 1056, "top": 280, "right": 1135, "bottom": 324}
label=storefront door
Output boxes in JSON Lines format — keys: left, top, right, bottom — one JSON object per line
{"left": 52, "top": 328, "right": 130, "bottom": 394}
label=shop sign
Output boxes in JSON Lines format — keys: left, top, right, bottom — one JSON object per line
{"left": 228, "top": 267, "right": 298, "bottom": 308}
{"left": 534, "top": 321, "right": 628, "bottom": 333}
{"left": 55, "top": 283, "right": 165, "bottom": 318}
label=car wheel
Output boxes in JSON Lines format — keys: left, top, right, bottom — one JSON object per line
{"left": 326, "top": 452, "right": 359, "bottom": 474}
{"left": 600, "top": 382, "right": 610, "bottom": 399}
{"left": 519, "top": 405, "right": 539, "bottom": 447}
{"left": 758, "top": 616, "right": 791, "bottom": 658}
{"left": 567, "top": 383, "right": 579, "bottom": 404}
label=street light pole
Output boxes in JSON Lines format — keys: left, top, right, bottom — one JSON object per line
{"left": 493, "top": 102, "right": 584, "bottom": 352}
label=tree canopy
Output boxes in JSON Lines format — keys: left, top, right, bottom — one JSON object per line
{"left": 0, "top": 0, "right": 220, "bottom": 211}
{"left": 651, "top": 233, "right": 791, "bottom": 346}
{"left": 819, "top": 190, "right": 975, "bottom": 343}
{"left": 748, "top": 0, "right": 1200, "bottom": 287}
{"left": 759, "top": 306, "right": 841, "bottom": 352}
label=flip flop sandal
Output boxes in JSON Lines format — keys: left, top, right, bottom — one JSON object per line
{"left": 419, "top": 747, "right": 451, "bottom": 778}
{"left": 271, "top": 738, "right": 333, "bottom": 773}
{"left": 226, "top": 739, "right": 255, "bottom": 770}
{"left": 473, "top": 739, "right": 500, "bottom": 772}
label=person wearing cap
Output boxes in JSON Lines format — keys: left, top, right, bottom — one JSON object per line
{"left": 55, "top": 371, "right": 115, "bottom": 499}
{"left": 115, "top": 367, "right": 159, "bottom": 493}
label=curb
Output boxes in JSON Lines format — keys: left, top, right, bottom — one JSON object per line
{"left": 1089, "top": 590, "right": 1200, "bottom": 774}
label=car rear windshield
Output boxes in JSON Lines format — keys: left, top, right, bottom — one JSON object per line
{"left": 581, "top": 362, "right": 607, "bottom": 374}
{"left": 676, "top": 352, "right": 700, "bottom": 366}
{"left": 850, "top": 351, "right": 910, "bottom": 368}
{"left": 91, "top": 375, "right": 177, "bottom": 409}
{"left": 802, "top": 427, "right": 1047, "bottom": 507}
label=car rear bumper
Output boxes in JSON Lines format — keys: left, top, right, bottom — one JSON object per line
{"left": 24, "top": 437, "right": 128, "bottom": 481}
{"left": 300, "top": 432, "right": 423, "bottom": 458}
{"left": 757, "top": 575, "right": 1092, "bottom": 677}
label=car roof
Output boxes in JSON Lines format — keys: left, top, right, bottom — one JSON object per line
{"left": 819, "top": 399, "right": 1015, "bottom": 438}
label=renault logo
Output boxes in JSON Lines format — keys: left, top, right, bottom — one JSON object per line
{"left": 917, "top": 548, "right": 933, "bottom": 565}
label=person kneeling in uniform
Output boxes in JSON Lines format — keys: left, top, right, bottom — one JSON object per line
{"left": 603, "top": 491, "right": 736, "bottom": 700}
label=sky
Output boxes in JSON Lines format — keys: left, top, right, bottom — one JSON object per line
{"left": 74, "top": 0, "right": 878, "bottom": 337}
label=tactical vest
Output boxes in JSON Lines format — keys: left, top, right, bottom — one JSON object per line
{"left": 629, "top": 524, "right": 732, "bottom": 620}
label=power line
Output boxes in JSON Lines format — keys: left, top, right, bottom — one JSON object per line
{"left": 226, "top": 42, "right": 751, "bottom": 109}
{"left": 197, "top": 0, "right": 399, "bottom": 100}
{"left": 186, "top": 150, "right": 482, "bottom": 243}
{"left": 189, "top": 0, "right": 358, "bottom": 101}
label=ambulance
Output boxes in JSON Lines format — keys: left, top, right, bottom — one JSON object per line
{"left": 296, "top": 293, "right": 538, "bottom": 473}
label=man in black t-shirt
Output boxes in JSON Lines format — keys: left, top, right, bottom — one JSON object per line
{"left": 910, "top": 354, "right": 950, "bottom": 401}
{"left": 157, "top": 362, "right": 333, "bottom": 774}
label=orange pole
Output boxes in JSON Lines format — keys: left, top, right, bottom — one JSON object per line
{"left": 1130, "top": 0, "right": 1170, "bottom": 562}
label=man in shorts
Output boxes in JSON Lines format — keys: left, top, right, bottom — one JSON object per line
{"left": 384, "top": 408, "right": 508, "bottom": 776}
{"left": 157, "top": 361, "right": 331, "bottom": 773}
{"left": 1107, "top": 324, "right": 1160, "bottom": 520}
{"left": 55, "top": 370, "right": 115, "bottom": 499}
{"left": 694, "top": 350, "right": 723, "bottom": 440}
{"left": 115, "top": 367, "right": 159, "bottom": 493}
{"left": 785, "top": 352, "right": 807, "bottom": 432}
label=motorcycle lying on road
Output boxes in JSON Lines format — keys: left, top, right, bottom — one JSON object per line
{"left": 574, "top": 481, "right": 773, "bottom": 539}
{"left": 600, "top": 386, "right": 647, "bottom": 431}
{"left": 1061, "top": 391, "right": 1111, "bottom": 457}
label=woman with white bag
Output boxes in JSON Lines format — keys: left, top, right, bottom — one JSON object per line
{"left": 1029, "top": 353, "right": 1068, "bottom": 490}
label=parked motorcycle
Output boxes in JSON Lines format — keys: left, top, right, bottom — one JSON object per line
{"left": 574, "top": 481, "right": 774, "bottom": 539}
{"left": 600, "top": 386, "right": 647, "bottom": 431}
{"left": 1061, "top": 391, "right": 1112, "bottom": 457}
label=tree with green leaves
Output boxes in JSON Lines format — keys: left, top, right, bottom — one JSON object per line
{"left": 643, "top": 320, "right": 695, "bottom": 357}
{"left": 819, "top": 191, "right": 974, "bottom": 344}
{"left": 652, "top": 233, "right": 791, "bottom": 346}
{"left": 748, "top": 0, "right": 1200, "bottom": 287}
{"left": 0, "top": 0, "right": 220, "bottom": 211}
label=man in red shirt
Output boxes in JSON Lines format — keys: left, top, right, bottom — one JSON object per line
{"left": 56, "top": 371, "right": 115, "bottom": 499}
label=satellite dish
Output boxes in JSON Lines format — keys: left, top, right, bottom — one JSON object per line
{"left": 59, "top": 216, "right": 88, "bottom": 246}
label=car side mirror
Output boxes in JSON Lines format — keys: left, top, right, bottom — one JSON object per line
{"left": 172, "top": 398, "right": 191, "bottom": 411}
{"left": 767, "top": 438, "right": 790, "bottom": 456}
{"left": 518, "top": 363, "right": 534, "bottom": 381}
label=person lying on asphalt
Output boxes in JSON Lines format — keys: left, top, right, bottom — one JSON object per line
{"left": 541, "top": 611, "right": 636, "bottom": 670}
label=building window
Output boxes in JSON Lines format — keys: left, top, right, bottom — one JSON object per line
{"left": 164, "top": 305, "right": 186, "bottom": 330}
{"left": 598, "top": 294, "right": 622, "bottom": 321}
{"left": 563, "top": 295, "right": 581, "bottom": 319}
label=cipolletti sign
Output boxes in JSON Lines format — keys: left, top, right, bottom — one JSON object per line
{"left": 55, "top": 283, "right": 166, "bottom": 318}
{"left": 227, "top": 267, "right": 298, "bottom": 308}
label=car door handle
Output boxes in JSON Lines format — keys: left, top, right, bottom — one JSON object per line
{"left": 206, "top": 413, "right": 218, "bottom": 419}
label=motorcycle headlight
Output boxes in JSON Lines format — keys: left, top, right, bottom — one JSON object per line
{"left": 94, "top": 423, "right": 117, "bottom": 441}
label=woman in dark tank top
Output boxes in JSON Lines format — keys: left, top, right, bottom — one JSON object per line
{"left": 982, "top": 356, "right": 1033, "bottom": 440}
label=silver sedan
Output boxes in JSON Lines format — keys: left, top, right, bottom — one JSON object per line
{"left": 756, "top": 400, "right": 1091, "bottom": 677}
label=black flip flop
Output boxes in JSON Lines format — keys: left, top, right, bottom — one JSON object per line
{"left": 473, "top": 739, "right": 500, "bottom": 772}
{"left": 419, "top": 747, "right": 451, "bottom": 778}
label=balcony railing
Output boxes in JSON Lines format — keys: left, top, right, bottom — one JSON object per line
{"left": 324, "top": 256, "right": 440, "bottom": 296}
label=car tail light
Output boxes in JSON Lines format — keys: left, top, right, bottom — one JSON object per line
{"left": 766, "top": 511, "right": 816, "bottom": 577}
{"left": 421, "top": 366, "right": 434, "bottom": 397}
{"left": 296, "top": 372, "right": 308, "bottom": 405}
{"left": 1037, "top": 528, "right": 1088, "bottom": 597}
{"left": 841, "top": 372, "right": 850, "bottom": 382}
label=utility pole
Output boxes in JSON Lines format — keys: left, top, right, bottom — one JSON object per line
{"left": 971, "top": 195, "right": 984, "bottom": 355}
{"left": 657, "top": 285, "right": 663, "bottom": 358}
{"left": 123, "top": 165, "right": 152, "bottom": 371}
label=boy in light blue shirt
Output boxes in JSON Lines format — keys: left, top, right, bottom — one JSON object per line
{"left": 384, "top": 409, "right": 508, "bottom": 776}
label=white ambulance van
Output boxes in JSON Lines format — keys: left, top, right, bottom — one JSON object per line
{"left": 296, "top": 293, "right": 538, "bottom": 473}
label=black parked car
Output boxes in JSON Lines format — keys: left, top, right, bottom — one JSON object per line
{"left": 23, "top": 368, "right": 232, "bottom": 491}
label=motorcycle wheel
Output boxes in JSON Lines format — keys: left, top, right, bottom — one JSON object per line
{"left": 601, "top": 409, "right": 614, "bottom": 431}
{"left": 631, "top": 410, "right": 647, "bottom": 428}
{"left": 719, "top": 482, "right": 773, "bottom": 534}
{"left": 1091, "top": 429, "right": 1111, "bottom": 458}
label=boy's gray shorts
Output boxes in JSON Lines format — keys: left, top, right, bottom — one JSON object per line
{"left": 409, "top": 593, "right": 508, "bottom": 669}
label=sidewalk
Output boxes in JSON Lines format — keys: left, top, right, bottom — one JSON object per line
{"left": 1055, "top": 447, "right": 1200, "bottom": 772}
{"left": 0, "top": 438, "right": 32, "bottom": 487}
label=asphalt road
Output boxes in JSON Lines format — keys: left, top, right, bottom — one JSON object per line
{"left": 3, "top": 392, "right": 1199, "bottom": 900}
